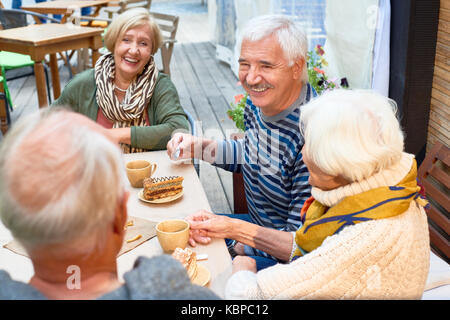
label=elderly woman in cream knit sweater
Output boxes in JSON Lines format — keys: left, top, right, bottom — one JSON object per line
{"left": 223, "top": 89, "right": 430, "bottom": 299}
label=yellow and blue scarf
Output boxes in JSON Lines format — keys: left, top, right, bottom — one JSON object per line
{"left": 293, "top": 160, "right": 428, "bottom": 259}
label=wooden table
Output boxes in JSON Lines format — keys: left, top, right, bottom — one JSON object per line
{"left": 0, "top": 23, "right": 103, "bottom": 108}
{"left": 119, "top": 151, "right": 232, "bottom": 297}
{"left": 0, "top": 151, "right": 233, "bottom": 298}
{"left": 22, "top": 0, "right": 113, "bottom": 23}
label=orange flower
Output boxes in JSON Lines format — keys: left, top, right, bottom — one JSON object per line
{"left": 313, "top": 67, "right": 325, "bottom": 74}
{"left": 234, "top": 94, "right": 245, "bottom": 104}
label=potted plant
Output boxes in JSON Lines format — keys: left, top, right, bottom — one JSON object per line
{"left": 227, "top": 93, "right": 248, "bottom": 133}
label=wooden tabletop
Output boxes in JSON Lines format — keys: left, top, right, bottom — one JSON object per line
{"left": 119, "top": 151, "right": 232, "bottom": 297}
{"left": 0, "top": 23, "right": 103, "bottom": 108}
{"left": 0, "top": 23, "right": 103, "bottom": 46}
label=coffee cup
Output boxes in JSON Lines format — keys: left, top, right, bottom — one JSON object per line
{"left": 125, "top": 160, "right": 157, "bottom": 188}
{"left": 156, "top": 219, "right": 190, "bottom": 253}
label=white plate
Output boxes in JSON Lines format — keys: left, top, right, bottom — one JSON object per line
{"left": 138, "top": 189, "right": 184, "bottom": 204}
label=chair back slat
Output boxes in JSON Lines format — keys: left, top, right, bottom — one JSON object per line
{"left": 105, "top": 0, "right": 152, "bottom": 18}
{"left": 158, "top": 24, "right": 176, "bottom": 34}
{"left": 429, "top": 164, "right": 450, "bottom": 189}
{"left": 427, "top": 205, "right": 450, "bottom": 235}
{"left": 421, "top": 178, "right": 450, "bottom": 212}
{"left": 123, "top": 0, "right": 152, "bottom": 10}
{"left": 429, "top": 227, "right": 450, "bottom": 261}
{"left": 150, "top": 12, "right": 179, "bottom": 77}
{"left": 0, "top": 8, "right": 59, "bottom": 29}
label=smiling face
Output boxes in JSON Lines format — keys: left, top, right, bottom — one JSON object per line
{"left": 238, "top": 34, "right": 304, "bottom": 116}
{"left": 114, "top": 24, "right": 153, "bottom": 84}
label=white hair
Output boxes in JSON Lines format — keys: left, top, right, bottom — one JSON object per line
{"left": 300, "top": 89, "right": 405, "bottom": 182}
{"left": 0, "top": 108, "right": 127, "bottom": 255}
{"left": 239, "top": 14, "right": 308, "bottom": 83}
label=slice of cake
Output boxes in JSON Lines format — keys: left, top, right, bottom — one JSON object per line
{"left": 143, "top": 176, "right": 184, "bottom": 200}
{"left": 172, "top": 247, "right": 198, "bottom": 280}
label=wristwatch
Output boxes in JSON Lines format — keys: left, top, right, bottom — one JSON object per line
{"left": 227, "top": 240, "right": 239, "bottom": 258}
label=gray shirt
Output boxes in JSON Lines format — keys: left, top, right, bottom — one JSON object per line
{"left": 0, "top": 255, "right": 219, "bottom": 300}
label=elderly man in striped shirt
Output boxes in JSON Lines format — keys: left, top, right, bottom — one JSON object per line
{"left": 167, "top": 15, "right": 314, "bottom": 270}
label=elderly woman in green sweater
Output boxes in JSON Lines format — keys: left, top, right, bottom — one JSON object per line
{"left": 52, "top": 8, "right": 188, "bottom": 153}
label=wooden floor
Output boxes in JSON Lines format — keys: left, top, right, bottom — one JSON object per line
{"left": 170, "top": 41, "right": 243, "bottom": 214}
{"left": 2, "top": 33, "right": 239, "bottom": 215}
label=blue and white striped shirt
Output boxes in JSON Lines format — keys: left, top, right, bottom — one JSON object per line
{"left": 214, "top": 84, "right": 314, "bottom": 260}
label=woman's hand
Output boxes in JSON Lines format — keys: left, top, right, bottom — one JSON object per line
{"left": 184, "top": 210, "right": 235, "bottom": 247}
{"left": 108, "top": 127, "right": 131, "bottom": 145}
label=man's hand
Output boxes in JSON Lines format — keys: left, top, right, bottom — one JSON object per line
{"left": 166, "top": 133, "right": 202, "bottom": 160}
{"left": 184, "top": 210, "right": 235, "bottom": 247}
{"left": 166, "top": 133, "right": 218, "bottom": 163}
{"left": 232, "top": 256, "right": 257, "bottom": 274}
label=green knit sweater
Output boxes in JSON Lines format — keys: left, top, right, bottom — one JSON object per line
{"left": 52, "top": 69, "right": 189, "bottom": 151}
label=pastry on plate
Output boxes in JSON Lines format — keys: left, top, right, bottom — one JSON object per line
{"left": 172, "top": 247, "right": 198, "bottom": 280}
{"left": 143, "top": 176, "right": 184, "bottom": 201}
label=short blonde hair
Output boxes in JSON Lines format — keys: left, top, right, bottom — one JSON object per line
{"left": 104, "top": 8, "right": 162, "bottom": 55}
{"left": 0, "top": 108, "right": 126, "bottom": 254}
{"left": 300, "top": 89, "right": 405, "bottom": 182}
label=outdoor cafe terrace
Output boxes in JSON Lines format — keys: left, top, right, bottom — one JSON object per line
{"left": 0, "top": 3, "right": 236, "bottom": 214}
{"left": 0, "top": 0, "right": 448, "bottom": 301}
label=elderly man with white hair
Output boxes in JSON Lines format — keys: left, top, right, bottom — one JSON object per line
{"left": 167, "top": 15, "right": 315, "bottom": 270}
{"left": 224, "top": 89, "right": 431, "bottom": 299}
{"left": 0, "top": 108, "right": 219, "bottom": 300}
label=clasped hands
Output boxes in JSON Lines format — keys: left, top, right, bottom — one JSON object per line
{"left": 184, "top": 210, "right": 257, "bottom": 274}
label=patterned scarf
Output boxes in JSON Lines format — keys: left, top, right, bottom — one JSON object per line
{"left": 292, "top": 160, "right": 429, "bottom": 259}
{"left": 94, "top": 53, "right": 158, "bottom": 153}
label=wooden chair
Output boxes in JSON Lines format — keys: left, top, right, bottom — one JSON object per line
{"left": 233, "top": 171, "right": 248, "bottom": 214}
{"left": 151, "top": 12, "right": 179, "bottom": 77}
{"left": 417, "top": 141, "right": 450, "bottom": 264}
{"left": 0, "top": 74, "right": 10, "bottom": 135}
{"left": 0, "top": 9, "right": 56, "bottom": 105}
{"left": 104, "top": 0, "right": 152, "bottom": 19}
{"left": 183, "top": 108, "right": 199, "bottom": 176}
{"left": 77, "top": 0, "right": 151, "bottom": 27}
{"left": 230, "top": 132, "right": 248, "bottom": 214}
{"left": 78, "top": 16, "right": 111, "bottom": 28}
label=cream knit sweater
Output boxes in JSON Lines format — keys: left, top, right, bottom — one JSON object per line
{"left": 225, "top": 153, "right": 430, "bottom": 299}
